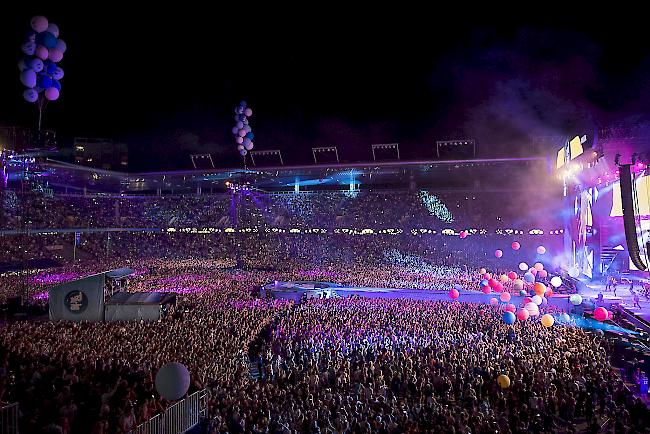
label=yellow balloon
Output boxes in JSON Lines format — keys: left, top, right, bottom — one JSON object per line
{"left": 497, "top": 374, "right": 511, "bottom": 389}
{"left": 541, "top": 314, "right": 554, "bottom": 327}
{"left": 500, "top": 274, "right": 509, "bottom": 283}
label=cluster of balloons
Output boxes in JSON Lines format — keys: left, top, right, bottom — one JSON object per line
{"left": 19, "top": 16, "right": 66, "bottom": 102}
{"left": 231, "top": 101, "right": 254, "bottom": 157}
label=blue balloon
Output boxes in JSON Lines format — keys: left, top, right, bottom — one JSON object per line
{"left": 44, "top": 60, "right": 56, "bottom": 75}
{"left": 246, "top": 132, "right": 255, "bottom": 139}
{"left": 55, "top": 39, "right": 66, "bottom": 53}
{"left": 238, "top": 114, "right": 246, "bottom": 122}
{"left": 23, "top": 88, "right": 39, "bottom": 102}
{"left": 231, "top": 126, "right": 239, "bottom": 135}
{"left": 37, "top": 74, "right": 52, "bottom": 89}
{"left": 243, "top": 138, "right": 251, "bottom": 146}
{"left": 480, "top": 279, "right": 488, "bottom": 287}
{"left": 503, "top": 311, "right": 516, "bottom": 325}
{"left": 239, "top": 100, "right": 247, "bottom": 107}
{"left": 36, "top": 32, "right": 57, "bottom": 49}
{"left": 523, "top": 272, "right": 535, "bottom": 283}
{"left": 52, "top": 79, "right": 61, "bottom": 91}
{"left": 21, "top": 41, "right": 36, "bottom": 55}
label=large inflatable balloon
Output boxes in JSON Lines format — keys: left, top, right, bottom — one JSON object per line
{"left": 516, "top": 308, "right": 529, "bottom": 321}
{"left": 500, "top": 292, "right": 511, "bottom": 303}
{"left": 155, "top": 362, "right": 190, "bottom": 401}
{"left": 497, "top": 374, "right": 511, "bottom": 389}
{"left": 534, "top": 262, "right": 544, "bottom": 271}
{"left": 568, "top": 267, "right": 580, "bottom": 278}
{"left": 518, "top": 262, "right": 528, "bottom": 271}
{"left": 536, "top": 245, "right": 546, "bottom": 254}
{"left": 523, "top": 272, "right": 535, "bottom": 283}
{"left": 479, "top": 268, "right": 486, "bottom": 275}
{"left": 495, "top": 249, "right": 503, "bottom": 258}
{"left": 505, "top": 303, "right": 516, "bottom": 313}
{"left": 511, "top": 242, "right": 520, "bottom": 250}
{"left": 449, "top": 288, "right": 459, "bottom": 299}
{"left": 533, "top": 283, "right": 546, "bottom": 297}
{"left": 507, "top": 271, "right": 517, "bottom": 280}
{"left": 569, "top": 294, "right": 583, "bottom": 305}
{"left": 513, "top": 279, "right": 524, "bottom": 291}
{"left": 541, "top": 314, "right": 554, "bottom": 327}
{"left": 550, "top": 276, "right": 562, "bottom": 288}
{"left": 594, "top": 307, "right": 608, "bottom": 321}
{"left": 503, "top": 311, "right": 516, "bottom": 325}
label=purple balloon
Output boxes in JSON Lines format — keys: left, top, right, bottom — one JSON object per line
{"left": 55, "top": 39, "right": 67, "bottom": 53}
{"left": 244, "top": 107, "right": 252, "bottom": 116}
{"left": 244, "top": 142, "right": 253, "bottom": 151}
{"left": 238, "top": 129, "right": 246, "bottom": 137}
{"left": 236, "top": 121, "right": 244, "bottom": 129}
{"left": 47, "top": 23, "right": 60, "bottom": 38}
{"left": 22, "top": 41, "right": 36, "bottom": 55}
{"left": 20, "top": 70, "right": 37, "bottom": 88}
{"left": 44, "top": 87, "right": 59, "bottom": 101}
{"left": 243, "top": 138, "right": 251, "bottom": 146}
{"left": 239, "top": 149, "right": 247, "bottom": 156}
{"left": 31, "top": 16, "right": 49, "bottom": 33}
{"left": 35, "top": 45, "right": 48, "bottom": 60}
{"left": 23, "top": 88, "right": 39, "bottom": 103}
{"left": 244, "top": 125, "right": 251, "bottom": 133}
{"left": 48, "top": 48, "right": 63, "bottom": 63}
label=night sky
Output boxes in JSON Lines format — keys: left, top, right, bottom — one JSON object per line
{"left": 2, "top": 7, "right": 650, "bottom": 170}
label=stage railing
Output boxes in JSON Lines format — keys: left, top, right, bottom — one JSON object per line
{"left": 1, "top": 402, "right": 19, "bottom": 434}
{"left": 129, "top": 389, "right": 207, "bottom": 434}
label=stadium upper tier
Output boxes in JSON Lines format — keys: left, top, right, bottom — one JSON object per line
{"left": 3, "top": 156, "right": 551, "bottom": 194}
{"left": 0, "top": 189, "right": 562, "bottom": 231}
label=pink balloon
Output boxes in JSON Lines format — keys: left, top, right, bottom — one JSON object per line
{"left": 523, "top": 297, "right": 532, "bottom": 305}
{"left": 507, "top": 271, "right": 517, "bottom": 280}
{"left": 244, "top": 107, "right": 252, "bottom": 116}
{"left": 238, "top": 129, "right": 247, "bottom": 137}
{"left": 489, "top": 297, "right": 498, "bottom": 306}
{"left": 459, "top": 230, "right": 467, "bottom": 239}
{"left": 48, "top": 48, "right": 63, "bottom": 63}
{"left": 538, "top": 270, "right": 548, "bottom": 279}
{"left": 495, "top": 283, "right": 504, "bottom": 292}
{"left": 44, "top": 87, "right": 59, "bottom": 101}
{"left": 500, "top": 292, "right": 511, "bottom": 302}
{"left": 35, "top": 45, "right": 49, "bottom": 60}
{"left": 482, "top": 286, "right": 491, "bottom": 294}
{"left": 529, "top": 268, "right": 538, "bottom": 276}
{"left": 31, "top": 16, "right": 49, "bottom": 32}
{"left": 594, "top": 307, "right": 608, "bottom": 321}
{"left": 449, "top": 288, "right": 459, "bottom": 299}
{"left": 483, "top": 273, "right": 491, "bottom": 280}
{"left": 511, "top": 242, "right": 520, "bottom": 250}
{"left": 235, "top": 136, "right": 244, "bottom": 144}
{"left": 488, "top": 278, "right": 498, "bottom": 288}
{"left": 505, "top": 303, "right": 516, "bottom": 313}
{"left": 516, "top": 308, "right": 530, "bottom": 321}
{"left": 495, "top": 249, "right": 503, "bottom": 258}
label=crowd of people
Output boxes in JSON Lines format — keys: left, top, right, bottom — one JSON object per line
{"left": 0, "top": 188, "right": 643, "bottom": 434}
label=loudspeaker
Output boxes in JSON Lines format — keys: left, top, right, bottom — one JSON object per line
{"left": 7, "top": 296, "right": 22, "bottom": 314}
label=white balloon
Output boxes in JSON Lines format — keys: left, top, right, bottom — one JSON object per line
{"left": 550, "top": 276, "right": 562, "bottom": 288}
{"left": 155, "top": 362, "right": 190, "bottom": 401}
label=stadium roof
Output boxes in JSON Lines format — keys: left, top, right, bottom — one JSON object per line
{"left": 33, "top": 157, "right": 550, "bottom": 194}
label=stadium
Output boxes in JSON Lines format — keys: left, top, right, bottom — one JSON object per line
{"left": 1, "top": 9, "right": 650, "bottom": 434}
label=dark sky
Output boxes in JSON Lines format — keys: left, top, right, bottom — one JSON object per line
{"left": 2, "top": 6, "right": 650, "bottom": 170}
